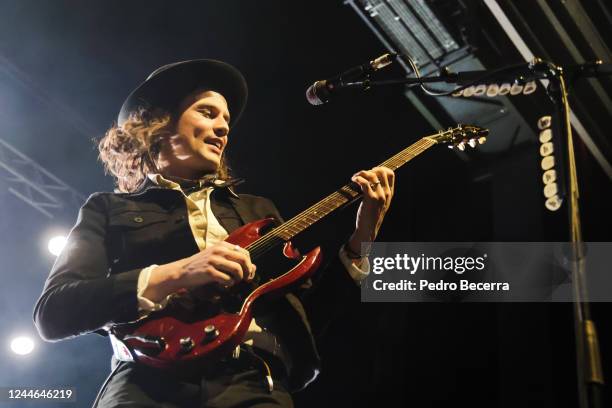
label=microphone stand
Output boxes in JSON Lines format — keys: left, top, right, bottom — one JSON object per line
{"left": 343, "top": 59, "right": 609, "bottom": 408}
{"left": 341, "top": 60, "right": 611, "bottom": 94}
{"left": 542, "top": 60, "right": 605, "bottom": 408}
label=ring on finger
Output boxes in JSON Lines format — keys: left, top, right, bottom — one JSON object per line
{"left": 233, "top": 245, "right": 242, "bottom": 252}
{"left": 369, "top": 180, "right": 381, "bottom": 188}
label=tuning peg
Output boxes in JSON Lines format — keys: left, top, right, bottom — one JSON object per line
{"left": 457, "top": 142, "right": 466, "bottom": 151}
{"left": 448, "top": 144, "right": 455, "bottom": 149}
{"left": 478, "top": 137, "right": 487, "bottom": 145}
{"left": 468, "top": 139, "right": 477, "bottom": 148}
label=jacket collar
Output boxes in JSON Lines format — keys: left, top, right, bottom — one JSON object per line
{"left": 122, "top": 174, "right": 243, "bottom": 199}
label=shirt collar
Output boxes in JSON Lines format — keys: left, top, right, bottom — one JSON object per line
{"left": 146, "top": 173, "right": 243, "bottom": 198}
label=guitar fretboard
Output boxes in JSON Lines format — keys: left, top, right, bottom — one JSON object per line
{"left": 245, "top": 136, "right": 439, "bottom": 258}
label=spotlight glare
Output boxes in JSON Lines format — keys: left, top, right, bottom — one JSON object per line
{"left": 10, "top": 336, "right": 35, "bottom": 355}
{"left": 48, "top": 236, "right": 68, "bottom": 256}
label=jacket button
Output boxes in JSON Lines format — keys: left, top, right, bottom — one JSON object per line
{"left": 133, "top": 216, "right": 144, "bottom": 223}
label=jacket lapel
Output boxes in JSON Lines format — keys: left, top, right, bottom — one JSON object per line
{"left": 130, "top": 176, "right": 250, "bottom": 234}
{"left": 210, "top": 190, "right": 246, "bottom": 233}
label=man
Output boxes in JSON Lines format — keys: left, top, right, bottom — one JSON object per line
{"left": 34, "top": 59, "right": 394, "bottom": 407}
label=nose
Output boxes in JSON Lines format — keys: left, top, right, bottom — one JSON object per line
{"left": 214, "top": 117, "right": 229, "bottom": 138}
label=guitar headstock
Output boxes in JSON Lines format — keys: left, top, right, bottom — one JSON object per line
{"left": 427, "top": 124, "right": 489, "bottom": 151}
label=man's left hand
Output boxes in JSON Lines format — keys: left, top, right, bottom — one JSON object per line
{"left": 348, "top": 166, "right": 395, "bottom": 255}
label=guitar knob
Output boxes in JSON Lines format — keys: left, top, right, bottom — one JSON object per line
{"left": 203, "top": 325, "right": 220, "bottom": 342}
{"left": 478, "top": 136, "right": 487, "bottom": 145}
{"left": 179, "top": 337, "right": 194, "bottom": 352}
{"left": 468, "top": 139, "right": 477, "bottom": 148}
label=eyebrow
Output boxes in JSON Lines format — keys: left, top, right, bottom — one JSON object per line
{"left": 195, "top": 102, "right": 231, "bottom": 123}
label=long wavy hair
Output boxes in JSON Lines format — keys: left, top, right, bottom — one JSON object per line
{"left": 98, "top": 109, "right": 231, "bottom": 193}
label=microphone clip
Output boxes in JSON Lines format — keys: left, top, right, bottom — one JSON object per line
{"left": 306, "top": 53, "right": 397, "bottom": 105}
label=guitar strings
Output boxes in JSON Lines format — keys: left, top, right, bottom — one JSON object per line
{"left": 246, "top": 126, "right": 483, "bottom": 256}
{"left": 245, "top": 138, "right": 438, "bottom": 257}
{"left": 246, "top": 138, "right": 437, "bottom": 258}
{"left": 245, "top": 138, "right": 437, "bottom": 257}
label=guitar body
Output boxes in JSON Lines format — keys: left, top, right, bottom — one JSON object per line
{"left": 113, "top": 218, "right": 323, "bottom": 370}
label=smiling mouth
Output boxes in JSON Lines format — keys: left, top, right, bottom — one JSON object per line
{"left": 204, "top": 140, "right": 223, "bottom": 154}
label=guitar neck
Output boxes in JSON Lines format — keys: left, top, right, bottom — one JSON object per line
{"left": 246, "top": 136, "right": 438, "bottom": 255}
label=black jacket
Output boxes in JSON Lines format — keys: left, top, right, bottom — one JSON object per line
{"left": 33, "top": 178, "right": 357, "bottom": 391}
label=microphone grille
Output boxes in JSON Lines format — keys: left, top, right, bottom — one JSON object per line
{"left": 305, "top": 82, "right": 325, "bottom": 106}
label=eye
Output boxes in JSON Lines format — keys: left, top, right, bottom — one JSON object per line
{"left": 199, "top": 108, "right": 213, "bottom": 118}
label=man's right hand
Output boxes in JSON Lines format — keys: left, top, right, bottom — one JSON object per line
{"left": 142, "top": 241, "right": 256, "bottom": 303}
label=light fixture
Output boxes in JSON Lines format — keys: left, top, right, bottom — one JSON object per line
{"left": 48, "top": 235, "right": 68, "bottom": 256}
{"left": 452, "top": 81, "right": 538, "bottom": 98}
{"left": 537, "top": 115, "right": 562, "bottom": 211}
{"left": 10, "top": 336, "right": 35, "bottom": 355}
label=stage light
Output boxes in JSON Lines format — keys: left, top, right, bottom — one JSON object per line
{"left": 10, "top": 336, "right": 35, "bottom": 355}
{"left": 486, "top": 84, "right": 499, "bottom": 97}
{"left": 498, "top": 83, "right": 511, "bottom": 95}
{"left": 452, "top": 81, "right": 537, "bottom": 98}
{"left": 48, "top": 235, "right": 67, "bottom": 256}
{"left": 473, "top": 84, "right": 487, "bottom": 96}
{"left": 539, "top": 128, "right": 552, "bottom": 143}
{"left": 543, "top": 182, "right": 558, "bottom": 198}
{"left": 540, "top": 142, "right": 553, "bottom": 156}
{"left": 543, "top": 169, "right": 557, "bottom": 184}
{"left": 537, "top": 115, "right": 562, "bottom": 211}
{"left": 463, "top": 86, "right": 475, "bottom": 97}
{"left": 545, "top": 195, "right": 562, "bottom": 211}
{"left": 510, "top": 83, "right": 523, "bottom": 95}
{"left": 541, "top": 155, "right": 555, "bottom": 171}
{"left": 538, "top": 116, "right": 552, "bottom": 129}
{"left": 523, "top": 81, "right": 537, "bottom": 94}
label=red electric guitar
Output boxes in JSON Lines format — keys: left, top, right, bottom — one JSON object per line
{"left": 110, "top": 124, "right": 488, "bottom": 369}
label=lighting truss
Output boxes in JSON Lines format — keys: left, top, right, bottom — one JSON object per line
{"left": 347, "top": 0, "right": 469, "bottom": 74}
{"left": 0, "top": 138, "right": 84, "bottom": 218}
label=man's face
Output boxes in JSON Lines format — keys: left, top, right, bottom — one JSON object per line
{"left": 161, "top": 90, "right": 230, "bottom": 177}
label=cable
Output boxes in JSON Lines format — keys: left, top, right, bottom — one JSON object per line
{"left": 399, "top": 53, "right": 538, "bottom": 97}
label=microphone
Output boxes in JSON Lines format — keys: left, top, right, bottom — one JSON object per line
{"left": 305, "top": 53, "right": 396, "bottom": 105}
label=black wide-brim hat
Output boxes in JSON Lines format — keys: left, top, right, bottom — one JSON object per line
{"left": 118, "top": 59, "right": 248, "bottom": 127}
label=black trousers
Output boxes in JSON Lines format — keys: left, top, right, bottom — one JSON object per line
{"left": 94, "top": 351, "right": 293, "bottom": 408}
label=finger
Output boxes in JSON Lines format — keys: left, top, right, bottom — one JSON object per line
{"left": 356, "top": 170, "right": 386, "bottom": 195}
{"left": 208, "top": 269, "right": 234, "bottom": 285}
{"left": 381, "top": 166, "right": 395, "bottom": 187}
{"left": 352, "top": 175, "right": 376, "bottom": 196}
{"left": 372, "top": 167, "right": 393, "bottom": 197}
{"left": 387, "top": 168, "right": 395, "bottom": 192}
{"left": 365, "top": 169, "right": 387, "bottom": 195}
{"left": 353, "top": 170, "right": 380, "bottom": 184}
{"left": 218, "top": 241, "right": 248, "bottom": 254}
{"left": 216, "top": 243, "right": 256, "bottom": 279}
{"left": 371, "top": 167, "right": 394, "bottom": 195}
{"left": 210, "top": 255, "right": 244, "bottom": 283}
{"left": 355, "top": 177, "right": 386, "bottom": 204}
{"left": 352, "top": 171, "right": 380, "bottom": 191}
